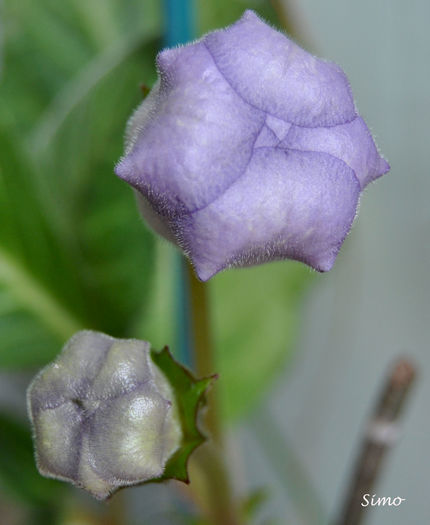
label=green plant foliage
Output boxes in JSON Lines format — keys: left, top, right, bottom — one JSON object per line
{"left": 240, "top": 487, "right": 270, "bottom": 522}
{"left": 31, "top": 36, "right": 160, "bottom": 339}
{"left": 139, "top": 252, "right": 313, "bottom": 422}
{"left": 151, "top": 346, "right": 215, "bottom": 483}
{"left": 197, "top": 0, "right": 280, "bottom": 35}
{"left": 212, "top": 261, "right": 314, "bottom": 420}
{"left": 0, "top": 129, "right": 84, "bottom": 366}
{"left": 0, "top": 0, "right": 161, "bottom": 368}
{"left": 1, "top": 8, "right": 315, "bottom": 516}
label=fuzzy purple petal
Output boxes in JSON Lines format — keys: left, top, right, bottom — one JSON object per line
{"left": 204, "top": 10, "right": 356, "bottom": 127}
{"left": 115, "top": 10, "right": 390, "bottom": 279}
{"left": 116, "top": 40, "right": 265, "bottom": 216}
{"left": 280, "top": 117, "right": 390, "bottom": 188}
{"left": 179, "top": 148, "right": 361, "bottom": 281}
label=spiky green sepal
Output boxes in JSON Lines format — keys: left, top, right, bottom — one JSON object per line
{"left": 150, "top": 347, "right": 215, "bottom": 483}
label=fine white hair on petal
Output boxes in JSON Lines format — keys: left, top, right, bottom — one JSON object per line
{"left": 115, "top": 10, "right": 389, "bottom": 281}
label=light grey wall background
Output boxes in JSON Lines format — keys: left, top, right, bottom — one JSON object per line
{"left": 243, "top": 1, "right": 430, "bottom": 524}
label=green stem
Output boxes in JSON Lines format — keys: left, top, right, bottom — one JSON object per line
{"left": 105, "top": 492, "right": 126, "bottom": 525}
{"left": 185, "top": 261, "right": 242, "bottom": 525}
{"left": 189, "top": 445, "right": 242, "bottom": 525}
{"left": 186, "top": 262, "right": 220, "bottom": 443}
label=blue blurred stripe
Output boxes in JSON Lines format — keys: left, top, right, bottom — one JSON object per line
{"left": 163, "top": 0, "right": 195, "bottom": 368}
{"left": 163, "top": 0, "right": 195, "bottom": 47}
{"left": 174, "top": 255, "right": 193, "bottom": 368}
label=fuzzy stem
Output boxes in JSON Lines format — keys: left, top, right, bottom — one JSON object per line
{"left": 188, "top": 445, "right": 242, "bottom": 525}
{"left": 105, "top": 492, "right": 126, "bottom": 525}
{"left": 186, "top": 262, "right": 221, "bottom": 443}
{"left": 185, "top": 261, "right": 243, "bottom": 525}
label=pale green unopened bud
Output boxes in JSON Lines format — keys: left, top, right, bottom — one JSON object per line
{"left": 27, "top": 331, "right": 182, "bottom": 499}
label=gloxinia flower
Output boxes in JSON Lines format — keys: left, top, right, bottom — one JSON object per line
{"left": 115, "top": 10, "right": 389, "bottom": 281}
{"left": 27, "top": 331, "right": 182, "bottom": 499}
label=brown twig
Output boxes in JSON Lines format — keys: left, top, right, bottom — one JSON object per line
{"left": 334, "top": 358, "right": 417, "bottom": 525}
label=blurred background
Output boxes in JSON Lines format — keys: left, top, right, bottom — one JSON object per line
{"left": 0, "top": 0, "right": 428, "bottom": 524}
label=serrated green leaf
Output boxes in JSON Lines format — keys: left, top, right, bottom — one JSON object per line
{"left": 151, "top": 347, "right": 215, "bottom": 483}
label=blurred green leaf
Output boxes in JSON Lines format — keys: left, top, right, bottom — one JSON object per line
{"left": 0, "top": 0, "right": 314, "bottom": 429}
{"left": 0, "top": 412, "right": 65, "bottom": 506}
{"left": 135, "top": 242, "right": 177, "bottom": 351}
{"left": 139, "top": 255, "right": 313, "bottom": 422}
{"left": 0, "top": 1, "right": 162, "bottom": 368}
{"left": 32, "top": 35, "right": 160, "bottom": 338}
{"left": 0, "top": 0, "right": 161, "bottom": 133}
{"left": 240, "top": 488, "right": 270, "bottom": 521}
{"left": 0, "top": 129, "right": 86, "bottom": 367}
{"left": 212, "top": 262, "right": 314, "bottom": 420}
{"left": 197, "top": 0, "right": 280, "bottom": 35}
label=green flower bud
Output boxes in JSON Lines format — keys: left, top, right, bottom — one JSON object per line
{"left": 27, "top": 331, "right": 210, "bottom": 499}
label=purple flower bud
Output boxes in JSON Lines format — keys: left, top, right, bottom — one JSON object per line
{"left": 115, "top": 10, "right": 389, "bottom": 281}
{"left": 27, "top": 331, "right": 182, "bottom": 499}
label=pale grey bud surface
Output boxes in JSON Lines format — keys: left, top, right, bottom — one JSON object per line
{"left": 27, "top": 331, "right": 182, "bottom": 499}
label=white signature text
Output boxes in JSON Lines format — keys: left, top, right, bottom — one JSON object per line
{"left": 361, "top": 494, "right": 405, "bottom": 507}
